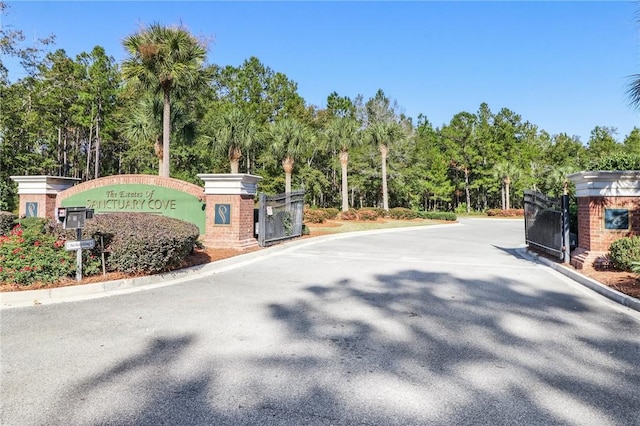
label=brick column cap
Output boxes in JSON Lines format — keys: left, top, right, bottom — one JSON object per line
{"left": 569, "top": 171, "right": 640, "bottom": 197}
{"left": 10, "top": 175, "right": 80, "bottom": 195}
{"left": 197, "top": 174, "right": 262, "bottom": 196}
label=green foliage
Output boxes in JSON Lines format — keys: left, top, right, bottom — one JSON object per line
{"left": 1, "top": 10, "right": 635, "bottom": 216}
{"left": 418, "top": 211, "right": 457, "bottom": 221}
{"left": 587, "top": 152, "right": 640, "bottom": 171}
{"left": 0, "top": 211, "right": 17, "bottom": 235}
{"left": 387, "top": 207, "right": 418, "bottom": 220}
{"left": 609, "top": 236, "right": 640, "bottom": 272}
{"left": 0, "top": 223, "right": 75, "bottom": 285}
{"left": 0, "top": 178, "right": 16, "bottom": 212}
{"left": 85, "top": 213, "right": 199, "bottom": 274}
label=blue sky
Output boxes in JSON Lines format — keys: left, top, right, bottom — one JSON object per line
{"left": 3, "top": 1, "right": 639, "bottom": 143}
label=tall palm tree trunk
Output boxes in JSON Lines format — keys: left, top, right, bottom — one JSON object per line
{"left": 464, "top": 167, "right": 471, "bottom": 214}
{"left": 162, "top": 90, "right": 171, "bottom": 177}
{"left": 380, "top": 144, "right": 389, "bottom": 211}
{"left": 94, "top": 111, "right": 101, "bottom": 179}
{"left": 229, "top": 146, "right": 242, "bottom": 174}
{"left": 505, "top": 177, "right": 511, "bottom": 210}
{"left": 340, "top": 150, "right": 349, "bottom": 212}
{"left": 283, "top": 156, "right": 294, "bottom": 207}
{"left": 283, "top": 157, "right": 294, "bottom": 194}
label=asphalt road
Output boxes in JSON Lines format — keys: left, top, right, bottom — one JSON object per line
{"left": 1, "top": 219, "right": 639, "bottom": 426}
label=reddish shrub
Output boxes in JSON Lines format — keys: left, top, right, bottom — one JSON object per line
{"left": 357, "top": 209, "right": 379, "bottom": 221}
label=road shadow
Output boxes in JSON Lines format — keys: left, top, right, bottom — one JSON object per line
{"left": 38, "top": 266, "right": 640, "bottom": 425}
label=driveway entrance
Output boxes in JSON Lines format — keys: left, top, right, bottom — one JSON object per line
{"left": 2, "top": 219, "right": 638, "bottom": 425}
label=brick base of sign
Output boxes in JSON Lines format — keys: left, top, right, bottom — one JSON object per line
{"left": 576, "top": 196, "right": 639, "bottom": 252}
{"left": 570, "top": 247, "right": 611, "bottom": 271}
{"left": 201, "top": 193, "right": 258, "bottom": 250}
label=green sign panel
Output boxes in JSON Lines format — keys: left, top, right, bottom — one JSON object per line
{"left": 61, "top": 184, "right": 206, "bottom": 234}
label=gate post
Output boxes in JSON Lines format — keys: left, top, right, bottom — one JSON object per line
{"left": 197, "top": 174, "right": 262, "bottom": 249}
{"left": 561, "top": 194, "right": 570, "bottom": 264}
{"left": 568, "top": 171, "right": 640, "bottom": 269}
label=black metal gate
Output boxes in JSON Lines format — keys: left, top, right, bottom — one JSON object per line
{"left": 524, "top": 190, "right": 570, "bottom": 263}
{"left": 257, "top": 190, "right": 305, "bottom": 247}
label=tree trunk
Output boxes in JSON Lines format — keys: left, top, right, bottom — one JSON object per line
{"left": 501, "top": 183, "right": 506, "bottom": 210}
{"left": 154, "top": 136, "right": 163, "bottom": 176}
{"left": 283, "top": 156, "right": 294, "bottom": 194}
{"left": 380, "top": 144, "right": 389, "bottom": 211}
{"left": 94, "top": 107, "right": 101, "bottom": 179}
{"left": 464, "top": 167, "right": 471, "bottom": 214}
{"left": 85, "top": 119, "right": 93, "bottom": 180}
{"left": 340, "top": 150, "right": 349, "bottom": 212}
{"left": 229, "top": 146, "right": 242, "bottom": 174}
{"left": 505, "top": 176, "right": 511, "bottom": 210}
{"left": 161, "top": 89, "right": 171, "bottom": 177}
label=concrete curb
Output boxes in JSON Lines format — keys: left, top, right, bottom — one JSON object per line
{"left": 0, "top": 223, "right": 458, "bottom": 309}
{"left": 518, "top": 247, "right": 640, "bottom": 312}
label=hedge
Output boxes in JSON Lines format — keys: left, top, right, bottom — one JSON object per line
{"left": 418, "top": 211, "right": 457, "bottom": 221}
{"left": 84, "top": 213, "right": 199, "bottom": 274}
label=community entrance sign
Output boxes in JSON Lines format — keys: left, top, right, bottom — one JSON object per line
{"left": 60, "top": 183, "right": 206, "bottom": 234}
{"left": 56, "top": 175, "right": 206, "bottom": 234}
{"left": 11, "top": 174, "right": 263, "bottom": 250}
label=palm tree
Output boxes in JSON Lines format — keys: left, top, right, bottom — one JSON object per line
{"left": 122, "top": 23, "right": 208, "bottom": 177}
{"left": 493, "top": 162, "right": 520, "bottom": 210}
{"left": 365, "top": 121, "right": 404, "bottom": 211}
{"left": 325, "top": 117, "right": 360, "bottom": 212}
{"left": 269, "top": 118, "right": 310, "bottom": 195}
{"left": 206, "top": 107, "right": 260, "bottom": 173}
{"left": 544, "top": 165, "right": 576, "bottom": 197}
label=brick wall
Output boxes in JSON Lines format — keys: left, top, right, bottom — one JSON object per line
{"left": 19, "top": 194, "right": 57, "bottom": 220}
{"left": 577, "top": 196, "right": 640, "bottom": 252}
{"left": 58, "top": 174, "right": 203, "bottom": 202}
{"left": 202, "top": 194, "right": 257, "bottom": 249}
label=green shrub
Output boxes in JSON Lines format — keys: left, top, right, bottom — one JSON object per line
{"left": 339, "top": 209, "right": 358, "bottom": 220}
{"left": 17, "top": 216, "right": 49, "bottom": 233}
{"left": 304, "top": 208, "right": 327, "bottom": 224}
{"left": 587, "top": 152, "right": 640, "bottom": 171}
{"left": 85, "top": 213, "right": 199, "bottom": 274}
{"left": 0, "top": 223, "right": 75, "bottom": 285}
{"left": 418, "top": 211, "right": 457, "bottom": 221}
{"left": 387, "top": 207, "right": 418, "bottom": 220}
{"left": 0, "top": 211, "right": 16, "bottom": 235}
{"left": 609, "top": 236, "right": 640, "bottom": 272}
{"left": 357, "top": 209, "right": 379, "bottom": 221}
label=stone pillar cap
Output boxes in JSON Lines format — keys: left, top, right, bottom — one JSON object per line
{"left": 197, "top": 174, "right": 262, "bottom": 196}
{"left": 10, "top": 175, "right": 81, "bottom": 195}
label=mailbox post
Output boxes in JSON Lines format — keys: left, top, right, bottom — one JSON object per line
{"left": 56, "top": 206, "right": 95, "bottom": 281}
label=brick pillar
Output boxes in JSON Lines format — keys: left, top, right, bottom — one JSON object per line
{"left": 197, "top": 174, "right": 262, "bottom": 249}
{"left": 10, "top": 176, "right": 80, "bottom": 220}
{"left": 569, "top": 171, "right": 640, "bottom": 269}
